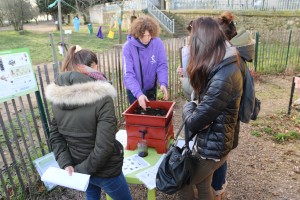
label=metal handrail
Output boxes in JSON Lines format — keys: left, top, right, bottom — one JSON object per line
{"left": 146, "top": 0, "right": 174, "bottom": 33}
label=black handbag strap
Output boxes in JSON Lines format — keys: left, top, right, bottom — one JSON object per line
{"left": 136, "top": 47, "right": 144, "bottom": 89}
{"left": 174, "top": 119, "right": 186, "bottom": 141}
{"left": 173, "top": 117, "right": 198, "bottom": 150}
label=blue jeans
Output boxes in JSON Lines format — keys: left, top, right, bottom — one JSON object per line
{"left": 212, "top": 161, "right": 227, "bottom": 191}
{"left": 85, "top": 172, "right": 132, "bottom": 200}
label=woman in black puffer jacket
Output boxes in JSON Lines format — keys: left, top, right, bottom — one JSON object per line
{"left": 178, "top": 17, "right": 243, "bottom": 200}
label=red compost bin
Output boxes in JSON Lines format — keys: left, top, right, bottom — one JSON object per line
{"left": 122, "top": 100, "right": 175, "bottom": 154}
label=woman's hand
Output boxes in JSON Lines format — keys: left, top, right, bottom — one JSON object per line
{"left": 138, "top": 94, "right": 149, "bottom": 110}
{"left": 160, "top": 85, "right": 169, "bottom": 101}
{"left": 65, "top": 166, "right": 74, "bottom": 176}
{"left": 177, "top": 67, "right": 184, "bottom": 77}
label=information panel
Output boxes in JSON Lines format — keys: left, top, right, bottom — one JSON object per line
{"left": 0, "top": 48, "right": 38, "bottom": 103}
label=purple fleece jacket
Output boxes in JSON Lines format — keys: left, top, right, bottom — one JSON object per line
{"left": 122, "top": 35, "right": 168, "bottom": 99}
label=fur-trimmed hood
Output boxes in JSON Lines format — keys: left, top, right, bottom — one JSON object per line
{"left": 46, "top": 72, "right": 116, "bottom": 108}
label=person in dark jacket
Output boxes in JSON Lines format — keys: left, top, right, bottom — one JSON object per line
{"left": 122, "top": 16, "right": 169, "bottom": 110}
{"left": 210, "top": 11, "right": 238, "bottom": 199}
{"left": 46, "top": 45, "right": 132, "bottom": 200}
{"left": 213, "top": 12, "right": 256, "bottom": 200}
{"left": 178, "top": 17, "right": 243, "bottom": 200}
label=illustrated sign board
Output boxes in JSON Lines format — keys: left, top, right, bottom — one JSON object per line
{"left": 0, "top": 48, "right": 38, "bottom": 103}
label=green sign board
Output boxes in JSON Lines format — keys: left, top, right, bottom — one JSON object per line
{"left": 0, "top": 48, "right": 38, "bottom": 103}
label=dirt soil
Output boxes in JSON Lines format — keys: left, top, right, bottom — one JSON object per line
{"left": 36, "top": 74, "right": 300, "bottom": 200}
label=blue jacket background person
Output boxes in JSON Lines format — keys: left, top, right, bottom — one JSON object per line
{"left": 73, "top": 15, "right": 80, "bottom": 32}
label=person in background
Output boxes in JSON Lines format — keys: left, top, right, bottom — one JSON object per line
{"left": 177, "top": 20, "right": 193, "bottom": 100}
{"left": 73, "top": 15, "right": 80, "bottom": 32}
{"left": 179, "top": 17, "right": 243, "bottom": 199}
{"left": 208, "top": 11, "right": 237, "bottom": 200}
{"left": 214, "top": 11, "right": 256, "bottom": 200}
{"left": 46, "top": 45, "right": 132, "bottom": 200}
{"left": 122, "top": 16, "right": 169, "bottom": 110}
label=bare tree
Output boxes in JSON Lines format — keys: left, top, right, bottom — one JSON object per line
{"left": 0, "top": 1, "right": 8, "bottom": 26}
{"left": 31, "top": 6, "right": 41, "bottom": 25}
{"left": 2, "top": 0, "right": 37, "bottom": 32}
{"left": 74, "top": 0, "right": 106, "bottom": 24}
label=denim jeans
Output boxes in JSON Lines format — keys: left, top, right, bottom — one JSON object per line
{"left": 85, "top": 172, "right": 132, "bottom": 200}
{"left": 126, "top": 86, "right": 157, "bottom": 104}
{"left": 212, "top": 161, "right": 227, "bottom": 191}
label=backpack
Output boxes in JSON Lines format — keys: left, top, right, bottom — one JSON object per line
{"left": 239, "top": 63, "right": 260, "bottom": 123}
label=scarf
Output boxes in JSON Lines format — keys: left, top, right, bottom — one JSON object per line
{"left": 77, "top": 64, "right": 107, "bottom": 81}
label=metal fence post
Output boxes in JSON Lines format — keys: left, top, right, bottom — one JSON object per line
{"left": 288, "top": 76, "right": 296, "bottom": 115}
{"left": 35, "top": 90, "right": 50, "bottom": 144}
{"left": 254, "top": 31, "right": 259, "bottom": 72}
{"left": 285, "top": 30, "right": 292, "bottom": 68}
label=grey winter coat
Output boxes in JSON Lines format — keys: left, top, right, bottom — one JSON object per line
{"left": 46, "top": 71, "right": 123, "bottom": 178}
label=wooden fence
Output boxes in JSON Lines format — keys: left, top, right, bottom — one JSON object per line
{"left": 0, "top": 30, "right": 300, "bottom": 199}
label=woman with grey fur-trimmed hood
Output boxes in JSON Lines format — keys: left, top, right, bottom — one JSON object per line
{"left": 46, "top": 45, "right": 132, "bottom": 200}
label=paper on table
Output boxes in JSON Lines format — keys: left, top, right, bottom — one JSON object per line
{"left": 122, "top": 154, "right": 150, "bottom": 176}
{"left": 176, "top": 135, "right": 197, "bottom": 150}
{"left": 136, "top": 154, "right": 166, "bottom": 190}
{"left": 41, "top": 167, "right": 90, "bottom": 191}
{"left": 116, "top": 129, "right": 127, "bottom": 146}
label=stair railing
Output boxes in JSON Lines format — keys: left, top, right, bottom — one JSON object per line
{"left": 146, "top": 0, "right": 175, "bottom": 33}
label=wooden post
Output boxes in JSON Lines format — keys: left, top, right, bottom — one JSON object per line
{"left": 58, "top": 0, "right": 65, "bottom": 56}
{"left": 49, "top": 33, "right": 59, "bottom": 73}
{"left": 117, "top": 0, "right": 125, "bottom": 44}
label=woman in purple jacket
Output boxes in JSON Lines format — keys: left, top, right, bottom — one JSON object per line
{"left": 122, "top": 16, "right": 169, "bottom": 110}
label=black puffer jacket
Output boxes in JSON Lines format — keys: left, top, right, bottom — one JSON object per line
{"left": 46, "top": 71, "right": 123, "bottom": 178}
{"left": 183, "top": 56, "right": 243, "bottom": 159}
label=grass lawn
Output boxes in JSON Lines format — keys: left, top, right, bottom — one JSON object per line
{"left": 0, "top": 22, "right": 172, "bottom": 65}
{"left": 0, "top": 24, "right": 129, "bottom": 65}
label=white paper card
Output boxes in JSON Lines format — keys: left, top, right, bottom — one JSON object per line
{"left": 116, "top": 129, "right": 127, "bottom": 146}
{"left": 176, "top": 135, "right": 196, "bottom": 149}
{"left": 122, "top": 154, "right": 150, "bottom": 176}
{"left": 136, "top": 154, "right": 166, "bottom": 190}
{"left": 41, "top": 167, "right": 90, "bottom": 191}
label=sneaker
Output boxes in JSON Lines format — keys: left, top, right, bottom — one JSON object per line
{"left": 214, "top": 180, "right": 228, "bottom": 199}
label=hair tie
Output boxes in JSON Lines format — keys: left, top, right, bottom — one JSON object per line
{"left": 75, "top": 45, "right": 82, "bottom": 53}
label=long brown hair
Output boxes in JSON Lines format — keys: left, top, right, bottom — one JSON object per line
{"left": 61, "top": 45, "right": 98, "bottom": 72}
{"left": 187, "top": 17, "right": 227, "bottom": 96}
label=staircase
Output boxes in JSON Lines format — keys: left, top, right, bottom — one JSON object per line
{"left": 145, "top": 0, "right": 187, "bottom": 38}
{"left": 162, "top": 11, "right": 188, "bottom": 38}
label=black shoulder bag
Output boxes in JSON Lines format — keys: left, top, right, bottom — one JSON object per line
{"left": 156, "top": 119, "right": 197, "bottom": 195}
